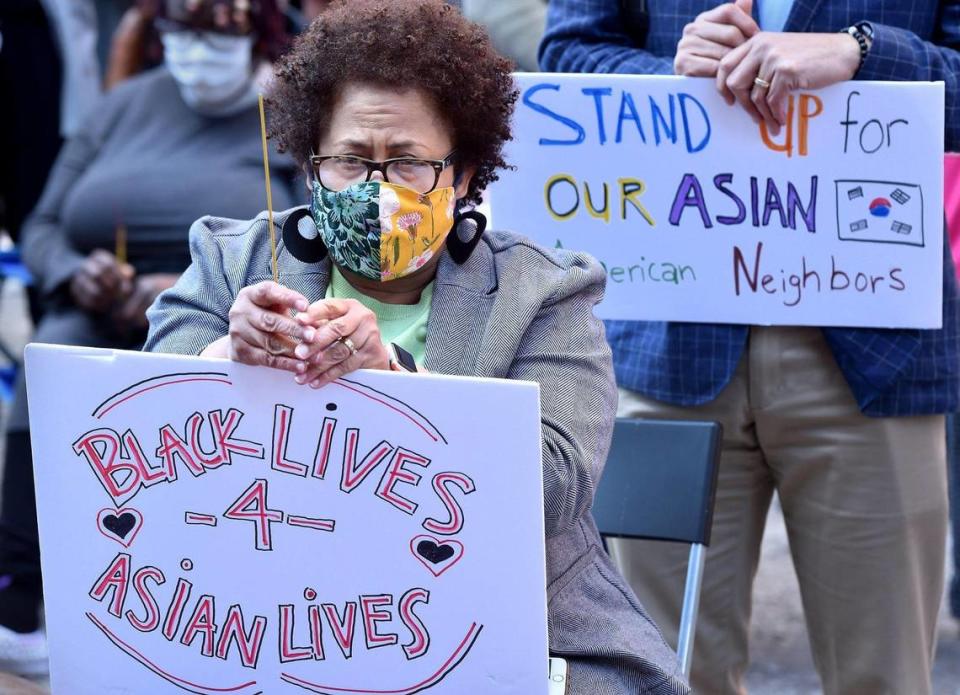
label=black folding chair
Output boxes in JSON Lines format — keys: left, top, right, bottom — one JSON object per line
{"left": 593, "top": 418, "right": 722, "bottom": 679}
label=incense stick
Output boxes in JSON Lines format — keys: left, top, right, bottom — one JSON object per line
{"left": 115, "top": 221, "right": 127, "bottom": 266}
{"left": 258, "top": 94, "right": 279, "bottom": 284}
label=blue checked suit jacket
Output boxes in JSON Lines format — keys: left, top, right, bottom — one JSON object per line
{"left": 540, "top": 0, "right": 960, "bottom": 416}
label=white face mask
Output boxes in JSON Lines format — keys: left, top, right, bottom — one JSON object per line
{"left": 161, "top": 32, "right": 254, "bottom": 112}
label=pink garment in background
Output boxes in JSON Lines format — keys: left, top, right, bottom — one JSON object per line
{"left": 946, "top": 153, "right": 960, "bottom": 281}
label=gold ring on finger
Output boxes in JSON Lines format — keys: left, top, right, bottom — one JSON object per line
{"left": 338, "top": 336, "right": 359, "bottom": 356}
{"left": 754, "top": 77, "right": 771, "bottom": 89}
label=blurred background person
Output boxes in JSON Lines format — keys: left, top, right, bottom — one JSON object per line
{"left": 0, "top": 0, "right": 297, "bottom": 676}
{"left": 101, "top": 0, "right": 318, "bottom": 86}
{"left": 461, "top": 0, "right": 546, "bottom": 72}
{"left": 0, "top": 0, "right": 134, "bottom": 247}
{"left": 1, "top": 0, "right": 135, "bottom": 391}
{"left": 102, "top": 0, "right": 161, "bottom": 89}
{"left": 542, "top": 1, "right": 960, "bottom": 694}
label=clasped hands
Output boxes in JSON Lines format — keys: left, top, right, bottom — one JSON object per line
{"left": 70, "top": 249, "right": 177, "bottom": 330}
{"left": 223, "top": 281, "right": 391, "bottom": 388}
{"left": 674, "top": 0, "right": 861, "bottom": 133}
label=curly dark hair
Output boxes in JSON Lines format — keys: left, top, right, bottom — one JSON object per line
{"left": 267, "top": 0, "right": 518, "bottom": 206}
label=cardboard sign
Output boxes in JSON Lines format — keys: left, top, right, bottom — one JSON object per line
{"left": 25, "top": 344, "right": 547, "bottom": 694}
{"left": 488, "top": 74, "right": 945, "bottom": 328}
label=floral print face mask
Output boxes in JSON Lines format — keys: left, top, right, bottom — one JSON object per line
{"left": 310, "top": 179, "right": 456, "bottom": 282}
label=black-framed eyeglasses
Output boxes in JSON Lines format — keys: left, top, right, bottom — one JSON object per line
{"left": 309, "top": 152, "right": 457, "bottom": 195}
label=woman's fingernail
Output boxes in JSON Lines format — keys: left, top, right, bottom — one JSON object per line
{"left": 296, "top": 362, "right": 306, "bottom": 373}
{"left": 295, "top": 344, "right": 310, "bottom": 359}
{"left": 296, "top": 299, "right": 308, "bottom": 311}
{"left": 303, "top": 328, "right": 315, "bottom": 342}
{"left": 295, "top": 375, "right": 306, "bottom": 384}
{"left": 310, "top": 380, "right": 321, "bottom": 389}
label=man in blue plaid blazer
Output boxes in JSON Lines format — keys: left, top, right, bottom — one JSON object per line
{"left": 542, "top": 1, "right": 960, "bottom": 693}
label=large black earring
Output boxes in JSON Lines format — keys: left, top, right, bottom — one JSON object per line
{"left": 446, "top": 209, "right": 486, "bottom": 264}
{"left": 282, "top": 208, "right": 328, "bottom": 263}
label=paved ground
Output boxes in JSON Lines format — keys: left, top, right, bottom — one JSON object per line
{"left": 2, "top": 277, "right": 960, "bottom": 693}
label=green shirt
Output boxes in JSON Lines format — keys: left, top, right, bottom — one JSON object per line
{"left": 325, "top": 266, "right": 432, "bottom": 366}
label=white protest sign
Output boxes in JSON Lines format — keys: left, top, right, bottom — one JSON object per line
{"left": 489, "top": 74, "right": 945, "bottom": 328}
{"left": 25, "top": 344, "right": 547, "bottom": 695}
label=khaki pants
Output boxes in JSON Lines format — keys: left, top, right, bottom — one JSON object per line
{"left": 609, "top": 327, "right": 946, "bottom": 695}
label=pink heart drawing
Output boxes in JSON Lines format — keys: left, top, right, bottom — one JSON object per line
{"left": 97, "top": 508, "right": 144, "bottom": 548}
{"left": 410, "top": 535, "right": 464, "bottom": 577}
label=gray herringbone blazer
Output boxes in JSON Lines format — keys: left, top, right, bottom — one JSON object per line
{"left": 144, "top": 206, "right": 688, "bottom": 694}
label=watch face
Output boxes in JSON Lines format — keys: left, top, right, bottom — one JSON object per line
{"left": 390, "top": 343, "right": 417, "bottom": 372}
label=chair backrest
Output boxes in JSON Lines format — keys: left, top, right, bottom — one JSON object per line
{"left": 593, "top": 418, "right": 722, "bottom": 546}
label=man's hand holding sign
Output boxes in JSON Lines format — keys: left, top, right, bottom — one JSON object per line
{"left": 675, "top": 0, "right": 865, "bottom": 131}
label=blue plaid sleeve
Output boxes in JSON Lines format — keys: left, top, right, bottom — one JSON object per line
{"left": 857, "top": 3, "right": 960, "bottom": 149}
{"left": 539, "top": 0, "right": 675, "bottom": 75}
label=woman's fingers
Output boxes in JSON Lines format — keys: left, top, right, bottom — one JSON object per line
{"left": 252, "top": 306, "right": 316, "bottom": 343}
{"left": 230, "top": 283, "right": 314, "bottom": 341}
{"left": 296, "top": 297, "right": 351, "bottom": 327}
{"left": 307, "top": 350, "right": 367, "bottom": 388}
{"left": 230, "top": 335, "right": 307, "bottom": 373}
{"left": 297, "top": 320, "right": 372, "bottom": 384}
{"left": 296, "top": 311, "right": 388, "bottom": 387}
{"left": 228, "top": 314, "right": 299, "bottom": 358}
{"left": 292, "top": 299, "right": 351, "bottom": 362}
{"left": 245, "top": 281, "right": 309, "bottom": 313}
{"left": 298, "top": 334, "right": 363, "bottom": 385}
{"left": 299, "top": 299, "right": 367, "bottom": 350}
{"left": 228, "top": 291, "right": 391, "bottom": 382}
{"left": 225, "top": 282, "right": 314, "bottom": 373}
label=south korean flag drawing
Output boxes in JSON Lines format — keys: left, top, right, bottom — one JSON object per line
{"left": 835, "top": 179, "right": 925, "bottom": 247}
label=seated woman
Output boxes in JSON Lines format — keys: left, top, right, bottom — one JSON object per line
{"left": 0, "top": 0, "right": 296, "bottom": 675}
{"left": 145, "top": 1, "right": 687, "bottom": 691}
